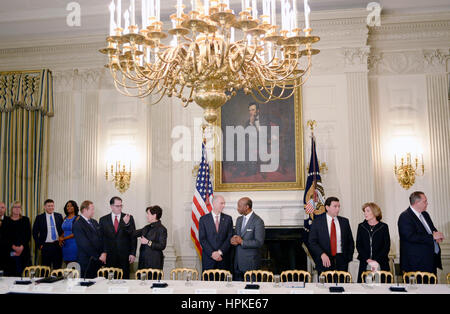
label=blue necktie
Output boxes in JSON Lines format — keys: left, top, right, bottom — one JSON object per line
{"left": 49, "top": 215, "right": 57, "bottom": 241}
{"left": 419, "top": 214, "right": 439, "bottom": 254}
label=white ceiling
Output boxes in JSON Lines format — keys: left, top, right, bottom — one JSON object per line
{"left": 0, "top": 0, "right": 449, "bottom": 48}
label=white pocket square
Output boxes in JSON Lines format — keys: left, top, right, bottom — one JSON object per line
{"left": 246, "top": 229, "right": 253, "bottom": 232}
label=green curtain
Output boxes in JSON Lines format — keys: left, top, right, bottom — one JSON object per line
{"left": 0, "top": 69, "right": 53, "bottom": 229}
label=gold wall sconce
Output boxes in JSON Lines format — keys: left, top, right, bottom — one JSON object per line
{"left": 106, "top": 161, "right": 132, "bottom": 193}
{"left": 394, "top": 153, "right": 424, "bottom": 189}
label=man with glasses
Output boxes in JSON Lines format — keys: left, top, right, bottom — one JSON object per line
{"left": 99, "top": 196, "right": 137, "bottom": 279}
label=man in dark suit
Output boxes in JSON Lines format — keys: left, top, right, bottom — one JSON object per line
{"left": 72, "top": 200, "right": 106, "bottom": 279}
{"left": 99, "top": 196, "right": 137, "bottom": 279}
{"left": 308, "top": 196, "right": 354, "bottom": 275}
{"left": 32, "top": 199, "right": 64, "bottom": 269}
{"left": 231, "top": 197, "right": 265, "bottom": 281}
{"left": 199, "top": 195, "right": 233, "bottom": 272}
{"left": 398, "top": 191, "right": 444, "bottom": 275}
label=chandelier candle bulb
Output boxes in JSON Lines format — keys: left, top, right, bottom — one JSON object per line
{"left": 304, "top": 0, "right": 310, "bottom": 29}
{"left": 156, "top": 0, "right": 160, "bottom": 21}
{"left": 177, "top": 0, "right": 182, "bottom": 18}
{"left": 292, "top": 0, "right": 298, "bottom": 29}
{"left": 117, "top": 0, "right": 122, "bottom": 29}
{"left": 149, "top": 0, "right": 154, "bottom": 18}
{"left": 109, "top": 1, "right": 116, "bottom": 36}
{"left": 271, "top": 0, "right": 276, "bottom": 26}
{"left": 204, "top": 0, "right": 209, "bottom": 15}
{"left": 252, "top": 0, "right": 258, "bottom": 19}
{"left": 123, "top": 9, "right": 130, "bottom": 34}
{"left": 131, "top": 0, "right": 136, "bottom": 26}
{"left": 142, "top": 0, "right": 147, "bottom": 28}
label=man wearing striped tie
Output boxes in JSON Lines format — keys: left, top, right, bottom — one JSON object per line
{"left": 32, "top": 199, "right": 64, "bottom": 269}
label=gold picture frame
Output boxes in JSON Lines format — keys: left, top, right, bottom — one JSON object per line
{"left": 213, "top": 85, "right": 305, "bottom": 191}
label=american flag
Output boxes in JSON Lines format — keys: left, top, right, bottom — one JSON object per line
{"left": 191, "top": 142, "right": 213, "bottom": 258}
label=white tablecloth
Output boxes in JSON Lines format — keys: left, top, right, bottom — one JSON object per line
{"left": 0, "top": 277, "right": 449, "bottom": 294}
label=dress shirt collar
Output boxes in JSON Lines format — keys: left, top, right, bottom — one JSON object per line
{"left": 243, "top": 210, "right": 253, "bottom": 221}
{"left": 326, "top": 213, "right": 337, "bottom": 223}
{"left": 410, "top": 206, "right": 422, "bottom": 218}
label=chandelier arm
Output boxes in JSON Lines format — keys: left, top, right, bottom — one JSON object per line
{"left": 110, "top": 67, "right": 145, "bottom": 91}
{"left": 156, "top": 47, "right": 180, "bottom": 64}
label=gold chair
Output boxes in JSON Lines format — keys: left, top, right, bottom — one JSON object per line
{"left": 22, "top": 266, "right": 51, "bottom": 278}
{"left": 244, "top": 270, "right": 274, "bottom": 282}
{"left": 320, "top": 271, "right": 352, "bottom": 283}
{"left": 170, "top": 268, "right": 199, "bottom": 280}
{"left": 361, "top": 270, "right": 394, "bottom": 283}
{"left": 403, "top": 271, "right": 437, "bottom": 284}
{"left": 50, "top": 268, "right": 80, "bottom": 278}
{"left": 280, "top": 270, "right": 312, "bottom": 283}
{"left": 202, "top": 269, "right": 232, "bottom": 281}
{"left": 97, "top": 267, "right": 123, "bottom": 279}
{"left": 135, "top": 268, "right": 164, "bottom": 280}
{"left": 447, "top": 273, "right": 450, "bottom": 284}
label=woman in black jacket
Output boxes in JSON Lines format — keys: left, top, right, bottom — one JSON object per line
{"left": 135, "top": 206, "right": 167, "bottom": 270}
{"left": 356, "top": 202, "right": 391, "bottom": 283}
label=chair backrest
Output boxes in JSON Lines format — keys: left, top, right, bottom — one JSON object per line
{"left": 403, "top": 271, "right": 438, "bottom": 284}
{"left": 244, "top": 270, "right": 274, "bottom": 282}
{"left": 361, "top": 271, "right": 393, "bottom": 283}
{"left": 97, "top": 267, "right": 123, "bottom": 279}
{"left": 22, "top": 266, "right": 51, "bottom": 278}
{"left": 170, "top": 268, "right": 199, "bottom": 280}
{"left": 50, "top": 268, "right": 80, "bottom": 278}
{"left": 320, "top": 271, "right": 352, "bottom": 283}
{"left": 135, "top": 268, "right": 164, "bottom": 280}
{"left": 280, "top": 270, "right": 312, "bottom": 283}
{"left": 202, "top": 269, "right": 232, "bottom": 281}
{"left": 447, "top": 273, "right": 450, "bottom": 285}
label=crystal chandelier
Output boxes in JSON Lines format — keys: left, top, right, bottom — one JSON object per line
{"left": 100, "top": 0, "right": 319, "bottom": 123}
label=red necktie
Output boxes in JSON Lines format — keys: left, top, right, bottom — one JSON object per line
{"left": 114, "top": 216, "right": 119, "bottom": 233}
{"left": 215, "top": 215, "right": 219, "bottom": 233}
{"left": 330, "top": 218, "right": 337, "bottom": 256}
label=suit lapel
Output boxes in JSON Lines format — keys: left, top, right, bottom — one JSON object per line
{"left": 323, "top": 216, "right": 331, "bottom": 253}
{"left": 236, "top": 216, "right": 243, "bottom": 236}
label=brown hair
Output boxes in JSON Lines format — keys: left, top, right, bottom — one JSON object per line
{"left": 361, "top": 202, "right": 382, "bottom": 221}
{"left": 80, "top": 200, "right": 93, "bottom": 213}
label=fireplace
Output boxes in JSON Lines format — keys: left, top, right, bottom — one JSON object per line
{"left": 261, "top": 227, "right": 307, "bottom": 274}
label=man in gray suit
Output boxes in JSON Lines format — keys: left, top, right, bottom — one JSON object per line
{"left": 231, "top": 197, "right": 265, "bottom": 281}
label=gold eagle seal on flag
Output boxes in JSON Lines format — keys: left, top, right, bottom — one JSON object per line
{"left": 304, "top": 181, "right": 326, "bottom": 223}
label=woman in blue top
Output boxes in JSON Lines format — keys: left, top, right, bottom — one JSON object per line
{"left": 59, "top": 200, "right": 79, "bottom": 264}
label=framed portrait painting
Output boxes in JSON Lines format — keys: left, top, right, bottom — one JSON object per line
{"left": 213, "top": 85, "right": 305, "bottom": 191}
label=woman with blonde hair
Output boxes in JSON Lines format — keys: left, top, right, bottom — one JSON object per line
{"left": 356, "top": 202, "right": 391, "bottom": 283}
{"left": 3, "top": 201, "right": 31, "bottom": 276}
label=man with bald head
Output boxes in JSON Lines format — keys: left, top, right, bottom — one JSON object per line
{"left": 199, "top": 195, "right": 233, "bottom": 272}
{"left": 231, "top": 197, "right": 265, "bottom": 281}
{"left": 0, "top": 201, "right": 9, "bottom": 271}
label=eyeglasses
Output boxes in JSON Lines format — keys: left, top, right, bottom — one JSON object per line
{"left": 113, "top": 204, "right": 123, "bottom": 208}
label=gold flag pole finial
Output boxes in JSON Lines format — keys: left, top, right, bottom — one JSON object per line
{"left": 307, "top": 120, "right": 316, "bottom": 135}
